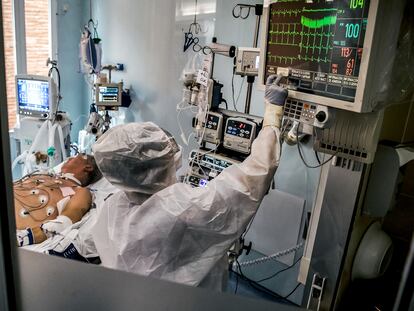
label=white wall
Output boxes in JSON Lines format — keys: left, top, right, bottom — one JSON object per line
{"left": 213, "top": 0, "right": 265, "bottom": 116}
{"left": 56, "top": 0, "right": 90, "bottom": 137}
{"left": 91, "top": 0, "right": 216, "bottom": 141}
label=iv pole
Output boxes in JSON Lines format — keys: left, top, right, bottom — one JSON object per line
{"left": 241, "top": 4, "right": 263, "bottom": 114}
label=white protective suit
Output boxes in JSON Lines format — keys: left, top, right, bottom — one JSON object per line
{"left": 92, "top": 122, "right": 280, "bottom": 291}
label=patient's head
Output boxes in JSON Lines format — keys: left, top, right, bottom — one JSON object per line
{"left": 61, "top": 154, "right": 102, "bottom": 186}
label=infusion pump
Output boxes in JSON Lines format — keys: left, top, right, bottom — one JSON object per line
{"left": 195, "top": 112, "right": 224, "bottom": 145}
{"left": 185, "top": 149, "right": 240, "bottom": 187}
{"left": 223, "top": 117, "right": 257, "bottom": 154}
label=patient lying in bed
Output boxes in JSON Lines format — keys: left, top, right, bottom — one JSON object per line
{"left": 15, "top": 154, "right": 102, "bottom": 247}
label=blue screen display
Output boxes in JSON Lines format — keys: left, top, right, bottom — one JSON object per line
{"left": 17, "top": 79, "right": 50, "bottom": 112}
{"left": 98, "top": 86, "right": 119, "bottom": 103}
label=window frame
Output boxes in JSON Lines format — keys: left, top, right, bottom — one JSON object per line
{"left": 8, "top": 0, "right": 57, "bottom": 127}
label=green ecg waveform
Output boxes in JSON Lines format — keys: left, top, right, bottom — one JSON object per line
{"left": 268, "top": 21, "right": 334, "bottom": 54}
{"left": 298, "top": 55, "right": 329, "bottom": 63}
{"left": 267, "top": 53, "right": 298, "bottom": 65}
{"left": 267, "top": 53, "right": 330, "bottom": 65}
{"left": 302, "top": 8, "right": 338, "bottom": 13}
{"left": 268, "top": 3, "right": 338, "bottom": 65}
{"left": 301, "top": 15, "right": 337, "bottom": 29}
{"left": 271, "top": 9, "right": 301, "bottom": 17}
{"left": 271, "top": 7, "right": 338, "bottom": 17}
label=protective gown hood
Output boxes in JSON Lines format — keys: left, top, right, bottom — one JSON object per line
{"left": 92, "top": 122, "right": 181, "bottom": 196}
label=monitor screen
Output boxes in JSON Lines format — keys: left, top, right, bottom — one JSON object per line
{"left": 17, "top": 78, "right": 50, "bottom": 113}
{"left": 265, "top": 0, "right": 370, "bottom": 102}
{"left": 98, "top": 85, "right": 120, "bottom": 104}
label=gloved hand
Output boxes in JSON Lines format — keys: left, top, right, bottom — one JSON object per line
{"left": 263, "top": 74, "right": 288, "bottom": 128}
{"left": 41, "top": 215, "right": 73, "bottom": 238}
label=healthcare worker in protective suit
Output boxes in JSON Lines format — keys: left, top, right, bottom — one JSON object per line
{"left": 91, "top": 75, "right": 287, "bottom": 291}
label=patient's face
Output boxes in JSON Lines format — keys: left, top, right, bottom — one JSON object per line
{"left": 61, "top": 155, "right": 88, "bottom": 177}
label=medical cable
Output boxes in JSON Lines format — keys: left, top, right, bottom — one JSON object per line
{"left": 48, "top": 66, "right": 61, "bottom": 96}
{"left": 241, "top": 217, "right": 255, "bottom": 240}
{"left": 14, "top": 195, "right": 52, "bottom": 222}
{"left": 232, "top": 259, "right": 300, "bottom": 306}
{"left": 238, "top": 242, "right": 303, "bottom": 267}
{"left": 176, "top": 109, "right": 190, "bottom": 145}
{"left": 188, "top": 134, "right": 218, "bottom": 181}
{"left": 21, "top": 209, "right": 52, "bottom": 223}
{"left": 14, "top": 196, "right": 46, "bottom": 210}
{"left": 70, "top": 144, "right": 80, "bottom": 155}
{"left": 189, "top": 144, "right": 218, "bottom": 180}
{"left": 48, "top": 64, "right": 62, "bottom": 120}
{"left": 176, "top": 88, "right": 207, "bottom": 145}
{"left": 14, "top": 170, "right": 40, "bottom": 184}
{"left": 219, "top": 99, "right": 228, "bottom": 109}
{"left": 282, "top": 283, "right": 301, "bottom": 300}
{"left": 15, "top": 181, "right": 63, "bottom": 191}
{"left": 234, "top": 273, "right": 239, "bottom": 294}
{"left": 256, "top": 255, "right": 302, "bottom": 283}
{"left": 314, "top": 150, "right": 321, "bottom": 165}
{"left": 184, "top": 85, "right": 219, "bottom": 181}
{"left": 296, "top": 127, "right": 337, "bottom": 169}
{"left": 231, "top": 70, "right": 239, "bottom": 112}
{"left": 236, "top": 76, "right": 245, "bottom": 105}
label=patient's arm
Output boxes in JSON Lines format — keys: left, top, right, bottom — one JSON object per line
{"left": 61, "top": 187, "right": 92, "bottom": 223}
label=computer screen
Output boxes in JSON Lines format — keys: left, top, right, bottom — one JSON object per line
{"left": 264, "top": 0, "right": 370, "bottom": 102}
{"left": 17, "top": 77, "right": 50, "bottom": 114}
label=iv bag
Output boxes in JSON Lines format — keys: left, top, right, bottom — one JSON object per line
{"left": 80, "top": 28, "right": 102, "bottom": 74}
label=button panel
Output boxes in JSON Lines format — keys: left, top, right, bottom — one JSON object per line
{"left": 284, "top": 99, "right": 318, "bottom": 125}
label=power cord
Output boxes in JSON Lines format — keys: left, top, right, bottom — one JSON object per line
{"left": 296, "top": 127, "right": 337, "bottom": 169}
{"left": 233, "top": 259, "right": 301, "bottom": 305}
{"left": 231, "top": 70, "right": 239, "bottom": 112}
{"left": 314, "top": 150, "right": 321, "bottom": 164}
{"left": 283, "top": 283, "right": 301, "bottom": 300}
{"left": 256, "top": 255, "right": 302, "bottom": 283}
{"left": 231, "top": 70, "right": 245, "bottom": 112}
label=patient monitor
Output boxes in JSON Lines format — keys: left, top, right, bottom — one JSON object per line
{"left": 95, "top": 82, "right": 123, "bottom": 110}
{"left": 259, "top": 0, "right": 405, "bottom": 163}
{"left": 12, "top": 75, "right": 71, "bottom": 179}
{"left": 259, "top": 0, "right": 405, "bottom": 113}
{"left": 16, "top": 75, "right": 57, "bottom": 119}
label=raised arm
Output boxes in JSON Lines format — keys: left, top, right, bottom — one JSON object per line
{"left": 96, "top": 75, "right": 288, "bottom": 286}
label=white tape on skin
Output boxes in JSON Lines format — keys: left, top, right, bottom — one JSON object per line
{"left": 56, "top": 196, "right": 71, "bottom": 215}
